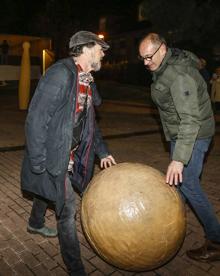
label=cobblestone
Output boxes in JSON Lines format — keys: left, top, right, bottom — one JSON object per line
{"left": 1, "top": 89, "right": 220, "bottom": 275}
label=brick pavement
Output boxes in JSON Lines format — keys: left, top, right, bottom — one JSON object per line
{"left": 1, "top": 125, "right": 220, "bottom": 275}
{"left": 1, "top": 88, "right": 220, "bottom": 275}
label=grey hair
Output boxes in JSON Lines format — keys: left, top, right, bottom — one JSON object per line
{"left": 69, "top": 42, "right": 96, "bottom": 57}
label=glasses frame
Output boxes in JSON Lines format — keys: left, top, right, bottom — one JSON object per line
{"left": 139, "top": 43, "right": 163, "bottom": 62}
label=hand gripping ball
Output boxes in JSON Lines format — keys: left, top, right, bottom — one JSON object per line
{"left": 81, "top": 163, "right": 186, "bottom": 271}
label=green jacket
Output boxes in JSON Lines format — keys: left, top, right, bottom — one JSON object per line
{"left": 151, "top": 48, "right": 215, "bottom": 165}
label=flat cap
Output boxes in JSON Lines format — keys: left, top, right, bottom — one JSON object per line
{"left": 69, "top": 31, "right": 109, "bottom": 50}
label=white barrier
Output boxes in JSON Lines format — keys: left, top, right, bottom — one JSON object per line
{"left": 0, "top": 65, "right": 41, "bottom": 81}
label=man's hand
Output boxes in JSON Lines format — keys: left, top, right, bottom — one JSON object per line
{"left": 166, "top": 160, "right": 184, "bottom": 186}
{"left": 100, "top": 155, "right": 116, "bottom": 169}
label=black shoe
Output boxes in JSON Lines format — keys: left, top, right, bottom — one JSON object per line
{"left": 186, "top": 240, "right": 220, "bottom": 262}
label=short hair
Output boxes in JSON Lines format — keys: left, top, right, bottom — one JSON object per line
{"left": 69, "top": 41, "right": 96, "bottom": 57}
{"left": 140, "top": 33, "right": 167, "bottom": 48}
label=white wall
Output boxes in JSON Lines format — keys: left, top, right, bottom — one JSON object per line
{"left": 0, "top": 65, "right": 41, "bottom": 81}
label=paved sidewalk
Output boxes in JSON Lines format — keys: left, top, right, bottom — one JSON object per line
{"left": 0, "top": 84, "right": 220, "bottom": 275}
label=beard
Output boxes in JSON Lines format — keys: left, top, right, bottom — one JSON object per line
{"left": 91, "top": 61, "right": 102, "bottom": 72}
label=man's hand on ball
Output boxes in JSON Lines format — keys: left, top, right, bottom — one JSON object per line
{"left": 100, "top": 155, "right": 116, "bottom": 169}
{"left": 166, "top": 160, "right": 184, "bottom": 186}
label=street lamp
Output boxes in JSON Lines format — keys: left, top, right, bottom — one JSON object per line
{"left": 98, "top": 34, "right": 105, "bottom": 40}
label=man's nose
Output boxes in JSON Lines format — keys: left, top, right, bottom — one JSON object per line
{"left": 144, "top": 59, "right": 150, "bottom": 65}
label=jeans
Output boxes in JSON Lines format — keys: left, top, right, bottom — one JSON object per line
{"left": 171, "top": 138, "right": 220, "bottom": 242}
{"left": 29, "top": 196, "right": 47, "bottom": 229}
{"left": 29, "top": 175, "right": 86, "bottom": 275}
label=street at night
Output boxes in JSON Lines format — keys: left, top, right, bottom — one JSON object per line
{"left": 0, "top": 82, "right": 220, "bottom": 275}
{"left": 1, "top": 0, "right": 220, "bottom": 275}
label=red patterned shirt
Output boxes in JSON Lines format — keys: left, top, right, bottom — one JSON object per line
{"left": 68, "top": 64, "right": 94, "bottom": 172}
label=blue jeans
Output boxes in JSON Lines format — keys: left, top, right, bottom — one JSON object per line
{"left": 29, "top": 175, "right": 86, "bottom": 275}
{"left": 171, "top": 138, "right": 220, "bottom": 242}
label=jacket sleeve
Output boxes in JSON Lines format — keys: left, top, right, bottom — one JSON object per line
{"left": 170, "top": 73, "right": 201, "bottom": 164}
{"left": 25, "top": 65, "right": 70, "bottom": 174}
{"left": 94, "top": 121, "right": 109, "bottom": 159}
{"left": 91, "top": 82, "right": 109, "bottom": 159}
{"left": 158, "top": 109, "right": 170, "bottom": 141}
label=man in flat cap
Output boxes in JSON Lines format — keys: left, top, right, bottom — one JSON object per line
{"left": 21, "top": 31, "right": 116, "bottom": 275}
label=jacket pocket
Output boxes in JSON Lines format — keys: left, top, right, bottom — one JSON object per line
{"left": 46, "top": 144, "right": 63, "bottom": 176}
{"left": 151, "top": 82, "right": 172, "bottom": 111}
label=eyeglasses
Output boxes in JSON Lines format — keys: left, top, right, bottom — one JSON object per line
{"left": 138, "top": 43, "right": 163, "bottom": 61}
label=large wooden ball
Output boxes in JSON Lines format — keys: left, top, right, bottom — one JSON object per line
{"left": 81, "top": 163, "right": 186, "bottom": 271}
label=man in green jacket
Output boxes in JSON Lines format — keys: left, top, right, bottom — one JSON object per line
{"left": 139, "top": 33, "right": 220, "bottom": 262}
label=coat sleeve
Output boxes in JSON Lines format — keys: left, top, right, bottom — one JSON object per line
{"left": 91, "top": 82, "right": 109, "bottom": 159}
{"left": 158, "top": 109, "right": 170, "bottom": 141}
{"left": 170, "top": 73, "right": 201, "bottom": 164}
{"left": 25, "top": 65, "right": 70, "bottom": 173}
{"left": 93, "top": 121, "right": 109, "bottom": 159}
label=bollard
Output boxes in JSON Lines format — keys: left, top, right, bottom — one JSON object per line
{"left": 18, "top": 41, "right": 31, "bottom": 110}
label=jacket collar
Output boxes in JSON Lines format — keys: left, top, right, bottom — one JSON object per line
{"left": 152, "top": 48, "right": 172, "bottom": 81}
{"left": 60, "top": 57, "right": 77, "bottom": 74}
{"left": 60, "top": 57, "right": 102, "bottom": 106}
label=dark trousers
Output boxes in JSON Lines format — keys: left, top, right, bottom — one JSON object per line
{"left": 171, "top": 138, "right": 220, "bottom": 242}
{"left": 29, "top": 175, "right": 86, "bottom": 275}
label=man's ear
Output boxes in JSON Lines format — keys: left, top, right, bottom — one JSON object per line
{"left": 82, "top": 46, "right": 90, "bottom": 55}
{"left": 161, "top": 44, "right": 167, "bottom": 56}
{"left": 81, "top": 46, "right": 86, "bottom": 54}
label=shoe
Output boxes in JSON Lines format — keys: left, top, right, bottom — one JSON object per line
{"left": 27, "top": 224, "right": 58, "bottom": 238}
{"left": 186, "top": 240, "right": 220, "bottom": 262}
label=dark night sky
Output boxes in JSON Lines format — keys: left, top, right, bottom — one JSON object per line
{"left": 0, "top": 0, "right": 139, "bottom": 36}
{"left": 1, "top": 0, "right": 219, "bottom": 44}
{"left": 1, "top": 0, "right": 219, "bottom": 61}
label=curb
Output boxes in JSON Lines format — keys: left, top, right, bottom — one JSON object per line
{"left": 0, "top": 145, "right": 25, "bottom": 152}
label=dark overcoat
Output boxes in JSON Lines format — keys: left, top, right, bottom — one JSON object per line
{"left": 21, "top": 57, "right": 109, "bottom": 214}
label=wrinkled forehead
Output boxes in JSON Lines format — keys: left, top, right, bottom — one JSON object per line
{"left": 139, "top": 39, "right": 155, "bottom": 54}
{"left": 90, "top": 43, "right": 102, "bottom": 51}
{"left": 84, "top": 43, "right": 102, "bottom": 52}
